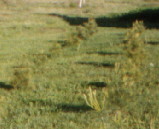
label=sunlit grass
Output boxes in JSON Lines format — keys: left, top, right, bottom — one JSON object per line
{"left": 0, "top": 1, "right": 159, "bottom": 129}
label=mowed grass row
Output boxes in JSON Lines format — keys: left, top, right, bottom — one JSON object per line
{"left": 0, "top": 3, "right": 159, "bottom": 129}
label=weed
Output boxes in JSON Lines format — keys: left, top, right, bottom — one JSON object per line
{"left": 83, "top": 87, "right": 105, "bottom": 111}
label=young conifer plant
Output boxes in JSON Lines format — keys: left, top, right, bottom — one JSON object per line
{"left": 67, "top": 18, "right": 98, "bottom": 50}
{"left": 120, "top": 20, "right": 147, "bottom": 84}
{"left": 10, "top": 68, "right": 32, "bottom": 89}
{"left": 106, "top": 20, "right": 149, "bottom": 110}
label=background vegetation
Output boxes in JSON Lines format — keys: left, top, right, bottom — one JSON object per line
{"left": 0, "top": 0, "right": 159, "bottom": 128}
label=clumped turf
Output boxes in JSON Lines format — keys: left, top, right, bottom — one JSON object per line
{"left": 0, "top": 0, "right": 159, "bottom": 129}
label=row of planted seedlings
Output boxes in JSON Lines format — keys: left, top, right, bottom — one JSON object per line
{"left": 9, "top": 18, "right": 98, "bottom": 90}
{"left": 84, "top": 21, "right": 148, "bottom": 110}
{"left": 2, "top": 19, "right": 158, "bottom": 128}
{"left": 83, "top": 20, "right": 158, "bottom": 128}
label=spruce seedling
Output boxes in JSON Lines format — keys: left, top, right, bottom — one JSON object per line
{"left": 67, "top": 18, "right": 98, "bottom": 50}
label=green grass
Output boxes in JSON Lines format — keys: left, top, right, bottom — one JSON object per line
{"left": 0, "top": 1, "right": 159, "bottom": 129}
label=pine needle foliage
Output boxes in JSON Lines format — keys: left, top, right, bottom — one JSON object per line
{"left": 67, "top": 18, "right": 98, "bottom": 50}
{"left": 120, "top": 20, "right": 147, "bottom": 83}
{"left": 83, "top": 18, "right": 98, "bottom": 37}
{"left": 123, "top": 20, "right": 147, "bottom": 67}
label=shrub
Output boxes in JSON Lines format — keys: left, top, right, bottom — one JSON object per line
{"left": 121, "top": 20, "right": 147, "bottom": 83}
{"left": 67, "top": 18, "right": 98, "bottom": 50}
{"left": 83, "top": 18, "right": 98, "bottom": 37}
{"left": 123, "top": 21, "right": 146, "bottom": 64}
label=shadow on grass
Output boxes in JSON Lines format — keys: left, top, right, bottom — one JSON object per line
{"left": 76, "top": 61, "right": 115, "bottom": 68}
{"left": 123, "top": 40, "right": 159, "bottom": 45}
{"left": 26, "top": 98, "right": 56, "bottom": 109}
{"left": 87, "top": 51, "right": 122, "bottom": 56}
{"left": 48, "top": 7, "right": 159, "bottom": 28}
{"left": 0, "top": 82, "right": 14, "bottom": 90}
{"left": 146, "top": 41, "right": 159, "bottom": 45}
{"left": 87, "top": 81, "right": 107, "bottom": 88}
{"left": 26, "top": 99, "right": 91, "bottom": 113}
{"left": 57, "top": 103, "right": 92, "bottom": 112}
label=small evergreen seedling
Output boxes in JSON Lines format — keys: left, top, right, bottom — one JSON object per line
{"left": 49, "top": 43, "right": 62, "bottom": 57}
{"left": 123, "top": 20, "right": 146, "bottom": 66}
{"left": 120, "top": 20, "right": 147, "bottom": 83}
{"left": 11, "top": 68, "right": 31, "bottom": 89}
{"left": 106, "top": 21, "right": 148, "bottom": 110}
{"left": 67, "top": 18, "right": 98, "bottom": 50}
{"left": 83, "top": 18, "right": 98, "bottom": 37}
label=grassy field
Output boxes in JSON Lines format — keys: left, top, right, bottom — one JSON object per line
{"left": 0, "top": 0, "right": 159, "bottom": 129}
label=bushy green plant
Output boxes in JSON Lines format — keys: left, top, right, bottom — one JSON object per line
{"left": 123, "top": 21, "right": 146, "bottom": 64}
{"left": 83, "top": 18, "right": 98, "bottom": 37}
{"left": 67, "top": 18, "right": 98, "bottom": 50}
{"left": 121, "top": 20, "right": 147, "bottom": 83}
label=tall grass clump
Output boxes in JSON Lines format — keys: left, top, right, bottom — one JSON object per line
{"left": 67, "top": 18, "right": 98, "bottom": 50}
{"left": 83, "top": 87, "right": 105, "bottom": 111}
{"left": 105, "top": 21, "right": 159, "bottom": 128}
